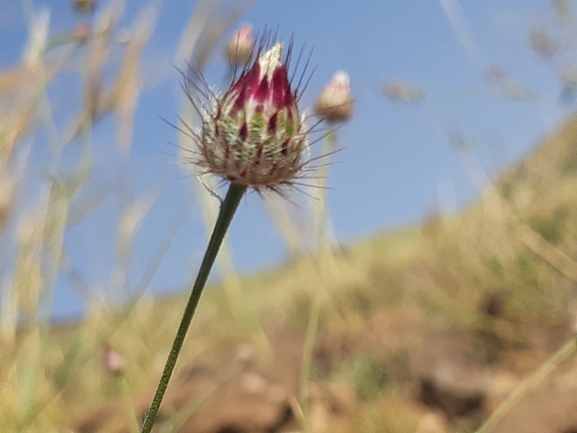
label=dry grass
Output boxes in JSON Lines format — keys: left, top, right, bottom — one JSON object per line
{"left": 2, "top": 1, "right": 577, "bottom": 432}
{"left": 0, "top": 1, "right": 255, "bottom": 431}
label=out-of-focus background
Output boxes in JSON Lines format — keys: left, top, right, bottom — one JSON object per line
{"left": 2, "top": 0, "right": 571, "bottom": 319}
{"left": 3, "top": 1, "right": 577, "bottom": 432}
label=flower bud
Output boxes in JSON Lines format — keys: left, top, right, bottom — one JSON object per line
{"left": 225, "top": 24, "right": 254, "bottom": 65}
{"left": 529, "top": 28, "right": 556, "bottom": 58}
{"left": 72, "top": 0, "right": 96, "bottom": 13}
{"left": 102, "top": 344, "right": 125, "bottom": 375}
{"left": 72, "top": 23, "right": 92, "bottom": 44}
{"left": 193, "top": 41, "right": 310, "bottom": 192}
{"left": 315, "top": 71, "right": 353, "bottom": 122}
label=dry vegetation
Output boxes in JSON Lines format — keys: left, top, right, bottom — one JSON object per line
{"left": 2, "top": 1, "right": 577, "bottom": 433}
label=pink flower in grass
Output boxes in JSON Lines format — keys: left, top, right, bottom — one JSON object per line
{"left": 102, "top": 344, "right": 125, "bottom": 375}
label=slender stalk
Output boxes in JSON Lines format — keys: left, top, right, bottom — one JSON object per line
{"left": 475, "top": 335, "right": 577, "bottom": 433}
{"left": 315, "top": 124, "right": 336, "bottom": 253}
{"left": 141, "top": 182, "right": 246, "bottom": 433}
{"left": 299, "top": 290, "right": 321, "bottom": 432}
{"left": 121, "top": 376, "right": 141, "bottom": 433}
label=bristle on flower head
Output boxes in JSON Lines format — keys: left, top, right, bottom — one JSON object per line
{"left": 183, "top": 35, "right": 317, "bottom": 194}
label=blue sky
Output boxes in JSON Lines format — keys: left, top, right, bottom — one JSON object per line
{"left": 1, "top": 0, "right": 575, "bottom": 319}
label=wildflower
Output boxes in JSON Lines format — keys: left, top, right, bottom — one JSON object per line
{"left": 102, "top": 344, "right": 125, "bottom": 375}
{"left": 188, "top": 40, "right": 310, "bottom": 192}
{"left": 315, "top": 71, "right": 353, "bottom": 122}
{"left": 225, "top": 24, "right": 254, "bottom": 65}
{"left": 144, "top": 36, "right": 318, "bottom": 433}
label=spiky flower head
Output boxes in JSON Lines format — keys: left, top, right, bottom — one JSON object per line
{"left": 188, "top": 39, "right": 311, "bottom": 193}
{"left": 315, "top": 71, "right": 354, "bottom": 122}
{"left": 225, "top": 24, "right": 254, "bottom": 65}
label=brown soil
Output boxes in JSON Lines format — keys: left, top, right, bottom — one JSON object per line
{"left": 74, "top": 307, "right": 577, "bottom": 433}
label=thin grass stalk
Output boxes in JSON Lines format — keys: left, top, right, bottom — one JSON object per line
{"left": 195, "top": 176, "right": 271, "bottom": 356}
{"left": 475, "top": 335, "right": 577, "bottom": 433}
{"left": 141, "top": 182, "right": 246, "bottom": 433}
{"left": 299, "top": 291, "right": 322, "bottom": 433}
{"left": 314, "top": 125, "right": 337, "bottom": 255}
{"left": 120, "top": 375, "right": 141, "bottom": 433}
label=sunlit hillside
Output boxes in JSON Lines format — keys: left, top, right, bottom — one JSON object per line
{"left": 48, "top": 113, "right": 577, "bottom": 432}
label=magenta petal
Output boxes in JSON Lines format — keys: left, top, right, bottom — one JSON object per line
{"left": 231, "top": 62, "right": 260, "bottom": 98}
{"left": 255, "top": 76, "right": 270, "bottom": 102}
{"left": 232, "top": 86, "right": 247, "bottom": 112}
{"left": 271, "top": 66, "right": 293, "bottom": 108}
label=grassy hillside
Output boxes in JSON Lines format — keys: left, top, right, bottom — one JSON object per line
{"left": 25, "top": 114, "right": 577, "bottom": 432}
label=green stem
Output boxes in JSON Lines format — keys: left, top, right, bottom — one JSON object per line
{"left": 141, "top": 183, "right": 246, "bottom": 433}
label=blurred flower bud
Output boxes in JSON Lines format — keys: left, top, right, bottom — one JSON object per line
{"left": 102, "top": 344, "right": 125, "bottom": 375}
{"left": 72, "top": 0, "right": 96, "bottom": 13}
{"left": 315, "top": 71, "right": 354, "bottom": 122}
{"left": 225, "top": 24, "right": 254, "bottom": 65}
{"left": 382, "top": 81, "right": 424, "bottom": 103}
{"left": 191, "top": 41, "right": 310, "bottom": 192}
{"left": 529, "top": 28, "right": 556, "bottom": 58}
{"left": 72, "top": 23, "right": 92, "bottom": 44}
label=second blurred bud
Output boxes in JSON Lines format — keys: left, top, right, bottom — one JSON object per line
{"left": 315, "top": 71, "right": 354, "bottom": 122}
{"left": 225, "top": 24, "right": 254, "bottom": 65}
